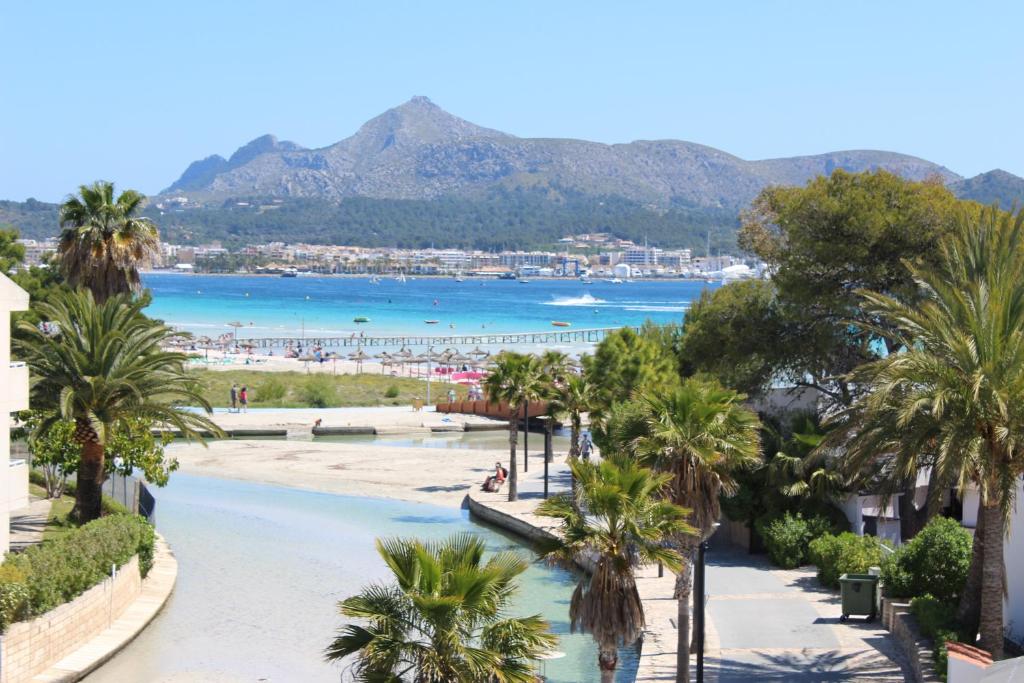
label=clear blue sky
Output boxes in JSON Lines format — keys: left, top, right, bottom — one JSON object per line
{"left": 2, "top": 1, "right": 1022, "bottom": 202}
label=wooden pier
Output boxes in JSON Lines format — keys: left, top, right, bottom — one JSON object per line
{"left": 236, "top": 326, "right": 635, "bottom": 349}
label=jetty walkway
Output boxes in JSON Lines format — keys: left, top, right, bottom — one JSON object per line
{"left": 237, "top": 326, "right": 636, "bottom": 349}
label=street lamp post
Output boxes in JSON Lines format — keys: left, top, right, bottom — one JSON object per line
{"left": 543, "top": 424, "right": 552, "bottom": 498}
{"left": 522, "top": 402, "right": 528, "bottom": 473}
{"left": 696, "top": 522, "right": 720, "bottom": 683}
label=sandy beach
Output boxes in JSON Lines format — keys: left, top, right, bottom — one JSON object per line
{"left": 172, "top": 406, "right": 525, "bottom": 507}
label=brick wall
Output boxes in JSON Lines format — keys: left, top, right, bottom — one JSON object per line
{"left": 0, "top": 556, "right": 143, "bottom": 683}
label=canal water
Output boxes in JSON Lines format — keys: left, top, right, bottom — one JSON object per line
{"left": 84, "top": 473, "right": 638, "bottom": 682}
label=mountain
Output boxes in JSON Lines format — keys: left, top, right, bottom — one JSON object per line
{"left": 948, "top": 169, "right": 1024, "bottom": 209}
{"left": 160, "top": 96, "right": 959, "bottom": 211}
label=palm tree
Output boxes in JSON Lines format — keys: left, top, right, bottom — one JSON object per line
{"left": 539, "top": 351, "right": 570, "bottom": 466}
{"left": 836, "top": 206, "right": 1024, "bottom": 658}
{"left": 550, "top": 373, "right": 594, "bottom": 462}
{"left": 483, "top": 352, "right": 548, "bottom": 501}
{"left": 537, "top": 457, "right": 694, "bottom": 682}
{"left": 619, "top": 378, "right": 761, "bottom": 683}
{"left": 769, "top": 417, "right": 852, "bottom": 505}
{"left": 325, "top": 532, "right": 556, "bottom": 682}
{"left": 14, "top": 289, "right": 219, "bottom": 522}
{"left": 58, "top": 181, "right": 160, "bottom": 302}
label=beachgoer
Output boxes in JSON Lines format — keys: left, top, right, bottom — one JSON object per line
{"left": 482, "top": 462, "right": 508, "bottom": 492}
{"left": 239, "top": 386, "right": 249, "bottom": 413}
{"left": 230, "top": 384, "right": 238, "bottom": 412}
{"left": 447, "top": 389, "right": 456, "bottom": 403}
{"left": 581, "top": 434, "right": 593, "bottom": 461}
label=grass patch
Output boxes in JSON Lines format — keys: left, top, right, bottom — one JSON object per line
{"left": 189, "top": 369, "right": 467, "bottom": 409}
{"left": 29, "top": 483, "right": 77, "bottom": 543}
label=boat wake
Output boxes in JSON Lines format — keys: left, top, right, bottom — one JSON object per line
{"left": 544, "top": 294, "right": 608, "bottom": 307}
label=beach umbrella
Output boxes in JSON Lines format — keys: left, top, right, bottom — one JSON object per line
{"left": 348, "top": 348, "right": 370, "bottom": 373}
{"left": 374, "top": 351, "right": 392, "bottom": 374}
{"left": 468, "top": 346, "right": 489, "bottom": 358}
{"left": 227, "top": 321, "right": 244, "bottom": 342}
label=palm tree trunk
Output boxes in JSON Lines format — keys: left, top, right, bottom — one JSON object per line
{"left": 507, "top": 417, "right": 518, "bottom": 502}
{"left": 675, "top": 553, "right": 694, "bottom": 683}
{"left": 72, "top": 419, "right": 104, "bottom": 523}
{"left": 598, "top": 643, "right": 618, "bottom": 683}
{"left": 956, "top": 496, "right": 985, "bottom": 642}
{"left": 978, "top": 502, "right": 1005, "bottom": 658}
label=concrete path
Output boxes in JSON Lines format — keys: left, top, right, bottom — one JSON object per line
{"left": 704, "top": 545, "right": 911, "bottom": 682}
{"left": 9, "top": 497, "right": 52, "bottom": 551}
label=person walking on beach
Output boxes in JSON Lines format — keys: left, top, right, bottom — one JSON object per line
{"left": 581, "top": 434, "right": 593, "bottom": 461}
{"left": 230, "top": 384, "right": 238, "bottom": 413}
{"left": 239, "top": 386, "right": 249, "bottom": 413}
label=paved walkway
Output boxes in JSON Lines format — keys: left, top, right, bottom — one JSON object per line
{"left": 704, "top": 545, "right": 911, "bottom": 682}
{"left": 9, "top": 497, "right": 52, "bottom": 551}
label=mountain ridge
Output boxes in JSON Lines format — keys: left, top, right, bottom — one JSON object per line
{"left": 159, "top": 97, "right": 961, "bottom": 210}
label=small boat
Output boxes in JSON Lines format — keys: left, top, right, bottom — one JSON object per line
{"left": 281, "top": 268, "right": 298, "bottom": 278}
{"left": 454, "top": 276, "right": 464, "bottom": 282}
{"left": 610, "top": 278, "right": 623, "bottom": 284}
{"left": 424, "top": 319, "right": 440, "bottom": 324}
{"left": 580, "top": 277, "right": 593, "bottom": 284}
{"left": 369, "top": 275, "right": 380, "bottom": 284}
{"left": 519, "top": 278, "right": 530, "bottom": 284}
{"left": 353, "top": 316, "right": 371, "bottom": 324}
{"left": 551, "top": 321, "right": 571, "bottom": 327}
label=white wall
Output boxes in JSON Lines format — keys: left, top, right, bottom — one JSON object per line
{"left": 1004, "top": 480, "right": 1024, "bottom": 646}
{"left": 0, "top": 274, "right": 30, "bottom": 555}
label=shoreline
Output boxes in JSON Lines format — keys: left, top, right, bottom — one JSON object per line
{"left": 144, "top": 270, "right": 717, "bottom": 283}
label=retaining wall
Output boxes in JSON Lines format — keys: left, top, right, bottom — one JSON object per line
{"left": 0, "top": 557, "right": 142, "bottom": 683}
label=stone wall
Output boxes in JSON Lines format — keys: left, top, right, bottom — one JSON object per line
{"left": 0, "top": 556, "right": 143, "bottom": 683}
{"left": 881, "top": 597, "right": 941, "bottom": 683}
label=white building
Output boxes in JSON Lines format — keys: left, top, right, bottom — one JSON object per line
{"left": 0, "top": 274, "right": 29, "bottom": 554}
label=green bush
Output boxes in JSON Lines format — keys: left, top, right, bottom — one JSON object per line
{"left": 255, "top": 376, "right": 286, "bottom": 403}
{"left": 300, "top": 376, "right": 336, "bottom": 408}
{"left": 762, "top": 513, "right": 833, "bottom": 568}
{"left": 0, "top": 565, "right": 29, "bottom": 631}
{"left": 911, "top": 594, "right": 960, "bottom": 680}
{"left": 2, "top": 515, "right": 155, "bottom": 620}
{"left": 384, "top": 384, "right": 400, "bottom": 399}
{"left": 808, "top": 532, "right": 885, "bottom": 588}
{"left": 881, "top": 517, "right": 972, "bottom": 602}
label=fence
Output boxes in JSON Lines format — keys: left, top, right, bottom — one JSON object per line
{"left": 101, "top": 474, "right": 157, "bottom": 524}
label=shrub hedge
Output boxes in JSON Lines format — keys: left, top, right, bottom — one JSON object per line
{"left": 762, "top": 512, "right": 833, "bottom": 568}
{"left": 0, "top": 514, "right": 155, "bottom": 631}
{"left": 881, "top": 516, "right": 972, "bottom": 602}
{"left": 808, "top": 532, "right": 886, "bottom": 588}
{"left": 910, "top": 594, "right": 960, "bottom": 680}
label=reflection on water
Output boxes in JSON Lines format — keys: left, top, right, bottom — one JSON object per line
{"left": 85, "top": 473, "right": 637, "bottom": 682}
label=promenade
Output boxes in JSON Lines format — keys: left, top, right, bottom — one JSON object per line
{"left": 468, "top": 456, "right": 911, "bottom": 682}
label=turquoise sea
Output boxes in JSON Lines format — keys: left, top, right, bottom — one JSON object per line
{"left": 142, "top": 273, "right": 717, "bottom": 349}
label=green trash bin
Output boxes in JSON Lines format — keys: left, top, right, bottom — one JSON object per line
{"left": 839, "top": 573, "right": 878, "bottom": 622}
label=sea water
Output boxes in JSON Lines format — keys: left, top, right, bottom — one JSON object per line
{"left": 142, "top": 273, "right": 715, "bottom": 348}
{"left": 84, "top": 474, "right": 638, "bottom": 682}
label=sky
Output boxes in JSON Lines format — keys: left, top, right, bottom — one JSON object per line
{"left": 2, "top": 1, "right": 1022, "bottom": 202}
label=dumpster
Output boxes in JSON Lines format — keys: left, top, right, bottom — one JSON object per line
{"left": 839, "top": 573, "right": 879, "bottom": 622}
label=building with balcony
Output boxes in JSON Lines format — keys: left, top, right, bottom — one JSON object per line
{"left": 0, "top": 274, "right": 29, "bottom": 554}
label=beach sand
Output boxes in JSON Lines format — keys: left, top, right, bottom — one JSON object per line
{"left": 172, "top": 407, "right": 520, "bottom": 507}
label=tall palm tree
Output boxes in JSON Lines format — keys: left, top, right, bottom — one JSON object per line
{"left": 618, "top": 378, "right": 762, "bottom": 683}
{"left": 14, "top": 289, "right": 219, "bottom": 522}
{"left": 325, "top": 532, "right": 556, "bottom": 682}
{"left": 537, "top": 457, "right": 694, "bottom": 682}
{"left": 550, "top": 373, "right": 594, "bottom": 462}
{"left": 539, "top": 350, "right": 570, "bottom": 465}
{"left": 836, "top": 206, "right": 1024, "bottom": 658}
{"left": 484, "top": 352, "right": 548, "bottom": 501}
{"left": 58, "top": 181, "right": 160, "bottom": 302}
